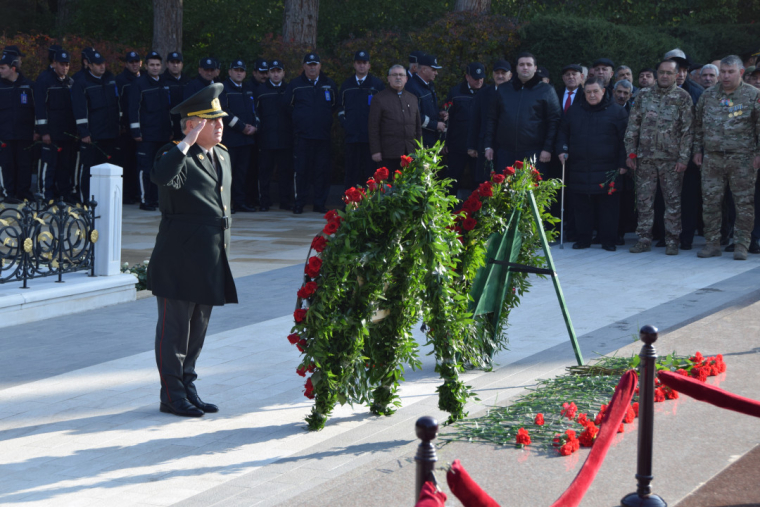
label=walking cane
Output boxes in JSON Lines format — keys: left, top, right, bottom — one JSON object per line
{"left": 560, "top": 159, "right": 566, "bottom": 249}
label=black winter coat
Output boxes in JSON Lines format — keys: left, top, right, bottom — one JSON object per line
{"left": 283, "top": 72, "right": 338, "bottom": 141}
{"left": 467, "top": 83, "right": 497, "bottom": 152}
{"left": 445, "top": 81, "right": 478, "bottom": 154}
{"left": 128, "top": 74, "right": 172, "bottom": 142}
{"left": 405, "top": 74, "right": 440, "bottom": 148}
{"left": 71, "top": 70, "right": 121, "bottom": 141}
{"left": 555, "top": 93, "right": 628, "bottom": 194}
{"left": 338, "top": 73, "right": 384, "bottom": 144}
{"left": 0, "top": 73, "right": 35, "bottom": 140}
{"left": 33, "top": 70, "right": 76, "bottom": 141}
{"left": 484, "top": 74, "right": 561, "bottom": 154}
{"left": 220, "top": 78, "right": 258, "bottom": 148}
{"left": 115, "top": 68, "right": 138, "bottom": 129}
{"left": 253, "top": 79, "right": 292, "bottom": 150}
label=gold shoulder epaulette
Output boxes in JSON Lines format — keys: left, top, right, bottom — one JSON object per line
{"left": 173, "top": 140, "right": 180, "bottom": 145}
{"left": 217, "top": 143, "right": 228, "bottom": 151}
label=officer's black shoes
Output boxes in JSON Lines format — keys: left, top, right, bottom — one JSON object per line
{"left": 259, "top": 206, "right": 270, "bottom": 212}
{"left": 279, "top": 204, "right": 293, "bottom": 211}
{"left": 725, "top": 243, "right": 735, "bottom": 252}
{"left": 615, "top": 234, "right": 626, "bottom": 246}
{"left": 233, "top": 203, "right": 257, "bottom": 213}
{"left": 602, "top": 244, "right": 617, "bottom": 252}
{"left": 680, "top": 242, "right": 693, "bottom": 250}
{"left": 572, "top": 242, "right": 590, "bottom": 250}
{"left": 160, "top": 399, "right": 204, "bottom": 417}
{"left": 187, "top": 393, "right": 219, "bottom": 413}
{"left": 293, "top": 206, "right": 304, "bottom": 214}
{"left": 313, "top": 206, "right": 327, "bottom": 213}
{"left": 139, "top": 203, "right": 157, "bottom": 211}
{"left": 750, "top": 240, "right": 760, "bottom": 254}
{"left": 591, "top": 236, "right": 601, "bottom": 245}
{"left": 655, "top": 238, "right": 666, "bottom": 247}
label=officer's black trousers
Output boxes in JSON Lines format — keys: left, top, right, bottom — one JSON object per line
{"left": 680, "top": 162, "right": 702, "bottom": 246}
{"left": 573, "top": 192, "right": 620, "bottom": 247}
{"left": 118, "top": 134, "right": 138, "bottom": 202}
{"left": 344, "top": 142, "right": 373, "bottom": 189}
{"left": 293, "top": 137, "right": 331, "bottom": 209}
{"left": 77, "top": 139, "right": 118, "bottom": 203}
{"left": 155, "top": 296, "right": 213, "bottom": 405}
{"left": 228, "top": 144, "right": 253, "bottom": 207}
{"left": 0, "top": 140, "right": 34, "bottom": 200}
{"left": 136, "top": 141, "right": 160, "bottom": 205}
{"left": 446, "top": 152, "right": 477, "bottom": 198}
{"left": 259, "top": 148, "right": 293, "bottom": 208}
{"left": 39, "top": 140, "right": 76, "bottom": 201}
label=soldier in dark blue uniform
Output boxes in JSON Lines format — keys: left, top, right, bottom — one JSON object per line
{"left": 163, "top": 52, "right": 189, "bottom": 140}
{"left": 34, "top": 49, "right": 77, "bottom": 201}
{"left": 468, "top": 60, "right": 511, "bottom": 185}
{"left": 1, "top": 46, "right": 24, "bottom": 69}
{"left": 129, "top": 51, "right": 173, "bottom": 210}
{"left": 445, "top": 62, "right": 485, "bottom": 197}
{"left": 254, "top": 59, "right": 293, "bottom": 211}
{"left": 405, "top": 53, "right": 445, "bottom": 149}
{"left": 116, "top": 51, "right": 142, "bottom": 204}
{"left": 250, "top": 58, "right": 269, "bottom": 89}
{"left": 220, "top": 59, "right": 259, "bottom": 212}
{"left": 283, "top": 53, "right": 338, "bottom": 214}
{"left": 407, "top": 51, "right": 425, "bottom": 80}
{"left": 71, "top": 47, "right": 96, "bottom": 85}
{"left": 71, "top": 50, "right": 121, "bottom": 203}
{"left": 338, "top": 50, "right": 385, "bottom": 189}
{"left": 184, "top": 57, "right": 219, "bottom": 100}
{"left": 0, "top": 53, "right": 35, "bottom": 200}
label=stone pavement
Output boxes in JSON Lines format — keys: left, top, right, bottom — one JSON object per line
{"left": 1, "top": 207, "right": 760, "bottom": 506}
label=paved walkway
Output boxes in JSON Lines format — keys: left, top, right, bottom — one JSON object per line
{"left": 2, "top": 207, "right": 760, "bottom": 506}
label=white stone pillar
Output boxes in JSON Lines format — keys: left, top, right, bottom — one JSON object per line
{"left": 91, "top": 163, "right": 123, "bottom": 276}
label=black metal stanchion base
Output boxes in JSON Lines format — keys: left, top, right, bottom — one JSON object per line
{"left": 621, "top": 493, "right": 667, "bottom": 506}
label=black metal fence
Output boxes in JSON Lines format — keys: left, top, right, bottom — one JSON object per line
{"left": 0, "top": 195, "right": 98, "bottom": 288}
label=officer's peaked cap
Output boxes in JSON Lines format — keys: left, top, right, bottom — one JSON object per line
{"left": 54, "top": 50, "right": 71, "bottom": 63}
{"left": 467, "top": 62, "right": 485, "bottom": 78}
{"left": 171, "top": 83, "right": 228, "bottom": 119}
{"left": 417, "top": 54, "right": 442, "bottom": 69}
{"left": 303, "top": 53, "right": 320, "bottom": 64}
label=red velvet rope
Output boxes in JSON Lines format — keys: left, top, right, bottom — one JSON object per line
{"left": 446, "top": 459, "right": 500, "bottom": 507}
{"left": 550, "top": 370, "right": 639, "bottom": 507}
{"left": 659, "top": 370, "right": 760, "bottom": 418}
{"left": 415, "top": 481, "right": 448, "bottom": 507}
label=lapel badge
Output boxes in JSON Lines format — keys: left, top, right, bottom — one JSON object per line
{"left": 199, "top": 154, "right": 205, "bottom": 160}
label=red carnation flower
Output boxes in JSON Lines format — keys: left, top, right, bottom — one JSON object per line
{"left": 534, "top": 413, "right": 544, "bottom": 426}
{"left": 594, "top": 404, "right": 607, "bottom": 425}
{"left": 287, "top": 333, "right": 300, "bottom": 344}
{"left": 296, "top": 366, "right": 307, "bottom": 377}
{"left": 579, "top": 423, "right": 598, "bottom": 447}
{"left": 394, "top": 170, "right": 402, "bottom": 178}
{"left": 304, "top": 256, "right": 322, "bottom": 278}
{"left": 477, "top": 181, "right": 493, "bottom": 198}
{"left": 624, "top": 405, "right": 635, "bottom": 423}
{"left": 57, "top": 147, "right": 63, "bottom": 153}
{"left": 492, "top": 173, "right": 505, "bottom": 184}
{"left": 324, "top": 209, "right": 341, "bottom": 222}
{"left": 675, "top": 368, "right": 688, "bottom": 376}
{"left": 296, "top": 338, "right": 307, "bottom": 352}
{"left": 618, "top": 423, "right": 625, "bottom": 433}
{"left": 462, "top": 197, "right": 482, "bottom": 214}
{"left": 504, "top": 166, "right": 516, "bottom": 176}
{"left": 691, "top": 366, "right": 708, "bottom": 382}
{"left": 691, "top": 351, "right": 704, "bottom": 363}
{"left": 516, "top": 427, "right": 531, "bottom": 446}
{"left": 654, "top": 387, "right": 666, "bottom": 402}
{"left": 297, "top": 281, "right": 318, "bottom": 299}
{"left": 311, "top": 235, "right": 327, "bottom": 253}
{"left": 0, "top": 143, "right": 7, "bottom": 148}
{"left": 577, "top": 413, "right": 591, "bottom": 427}
{"left": 599, "top": 183, "right": 605, "bottom": 188}
{"left": 609, "top": 181, "right": 615, "bottom": 187}
{"left": 400, "top": 155, "right": 413, "bottom": 168}
{"left": 107, "top": 155, "right": 112, "bottom": 160}
{"left": 664, "top": 386, "right": 679, "bottom": 400}
{"left": 304, "top": 377, "right": 315, "bottom": 399}
{"left": 561, "top": 401, "right": 578, "bottom": 420}
{"left": 308, "top": 363, "right": 316, "bottom": 373}
{"left": 515, "top": 160, "right": 524, "bottom": 169}
{"left": 531, "top": 169, "right": 542, "bottom": 181}
{"left": 632, "top": 402, "right": 639, "bottom": 417}
{"left": 294, "top": 308, "right": 307, "bottom": 323}
{"left": 323, "top": 220, "right": 339, "bottom": 235}
{"left": 462, "top": 217, "right": 477, "bottom": 231}
{"left": 374, "top": 167, "right": 389, "bottom": 182}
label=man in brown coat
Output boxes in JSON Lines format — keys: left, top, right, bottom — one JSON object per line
{"left": 368, "top": 64, "right": 422, "bottom": 171}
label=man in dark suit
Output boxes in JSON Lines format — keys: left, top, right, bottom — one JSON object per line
{"left": 405, "top": 54, "right": 445, "bottom": 148}
{"left": 147, "top": 83, "right": 238, "bottom": 417}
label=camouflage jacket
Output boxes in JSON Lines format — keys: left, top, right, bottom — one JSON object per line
{"left": 692, "top": 81, "right": 760, "bottom": 155}
{"left": 624, "top": 83, "right": 693, "bottom": 164}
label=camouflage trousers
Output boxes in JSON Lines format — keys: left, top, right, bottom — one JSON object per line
{"left": 701, "top": 151, "right": 756, "bottom": 248}
{"left": 634, "top": 158, "right": 684, "bottom": 244}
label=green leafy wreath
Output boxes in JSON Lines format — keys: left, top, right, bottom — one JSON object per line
{"left": 287, "top": 145, "right": 559, "bottom": 431}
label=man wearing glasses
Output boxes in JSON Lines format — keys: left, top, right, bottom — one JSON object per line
{"left": 368, "top": 64, "right": 421, "bottom": 171}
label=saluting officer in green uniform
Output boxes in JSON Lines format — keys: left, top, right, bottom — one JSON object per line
{"left": 693, "top": 55, "right": 760, "bottom": 260}
{"left": 147, "top": 83, "right": 238, "bottom": 417}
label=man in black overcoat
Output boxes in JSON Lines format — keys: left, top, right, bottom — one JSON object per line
{"left": 147, "top": 83, "right": 238, "bottom": 417}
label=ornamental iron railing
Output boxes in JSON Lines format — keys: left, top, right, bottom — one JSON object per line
{"left": 0, "top": 195, "right": 98, "bottom": 287}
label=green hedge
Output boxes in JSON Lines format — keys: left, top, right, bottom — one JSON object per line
{"left": 519, "top": 15, "right": 760, "bottom": 85}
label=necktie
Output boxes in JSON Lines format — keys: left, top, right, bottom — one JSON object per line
{"left": 564, "top": 90, "right": 574, "bottom": 112}
{"left": 311, "top": 79, "right": 317, "bottom": 87}
{"left": 358, "top": 79, "right": 364, "bottom": 86}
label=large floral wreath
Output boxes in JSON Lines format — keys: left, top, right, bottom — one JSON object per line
{"left": 287, "top": 145, "right": 559, "bottom": 430}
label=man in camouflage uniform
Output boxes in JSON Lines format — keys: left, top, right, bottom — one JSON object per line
{"left": 624, "top": 60, "right": 693, "bottom": 255}
{"left": 693, "top": 55, "right": 760, "bottom": 260}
